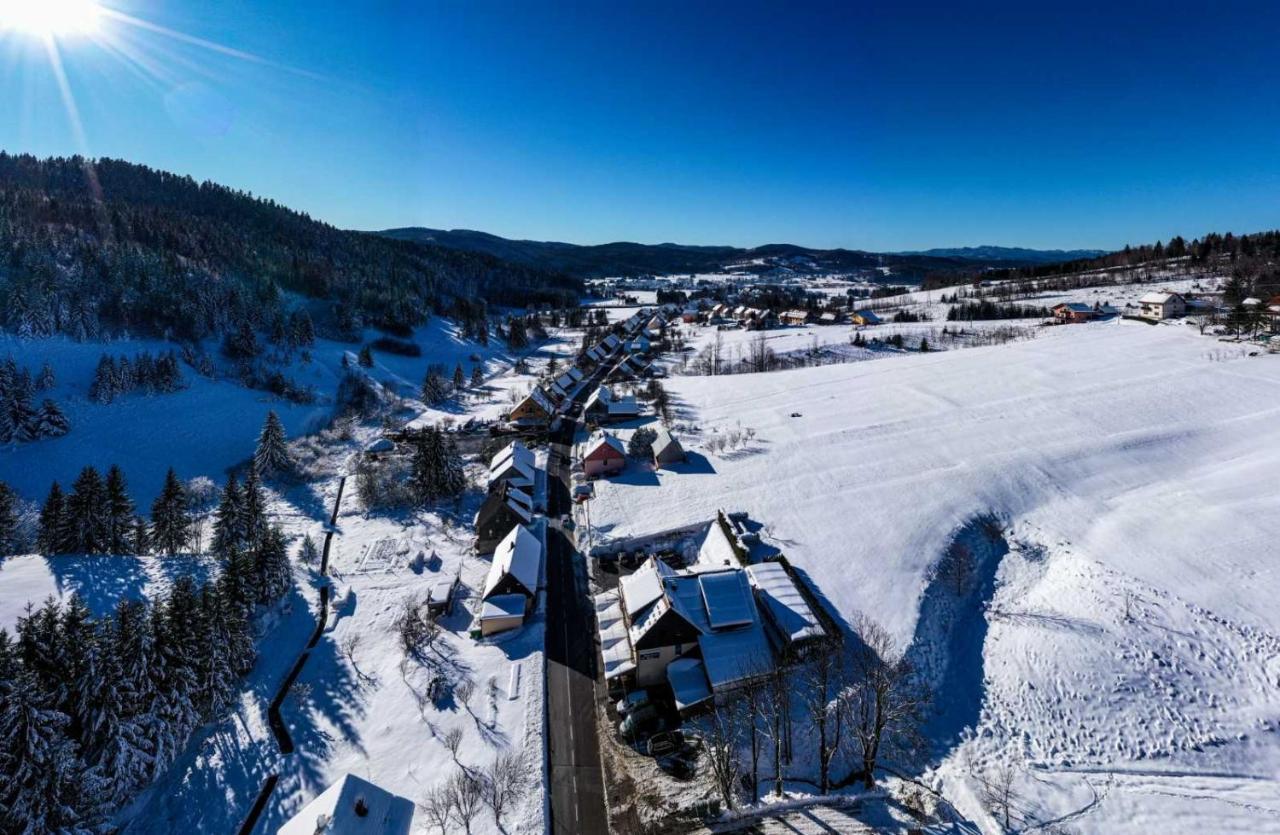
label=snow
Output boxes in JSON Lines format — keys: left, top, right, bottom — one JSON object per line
{"left": 745, "top": 561, "right": 824, "bottom": 645}
{"left": 585, "top": 319, "right": 1280, "bottom": 831}
{"left": 699, "top": 569, "right": 755, "bottom": 629}
{"left": 483, "top": 523, "right": 542, "bottom": 600}
{"left": 667, "top": 657, "right": 713, "bottom": 711}
{"left": 277, "top": 773, "right": 415, "bottom": 835}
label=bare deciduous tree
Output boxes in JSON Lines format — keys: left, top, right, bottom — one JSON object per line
{"left": 847, "top": 614, "right": 928, "bottom": 789}
{"left": 700, "top": 699, "right": 743, "bottom": 811}
{"left": 799, "top": 643, "right": 849, "bottom": 794}
{"left": 483, "top": 752, "right": 526, "bottom": 827}
{"left": 444, "top": 727, "right": 465, "bottom": 767}
{"left": 448, "top": 770, "right": 485, "bottom": 834}
{"left": 976, "top": 755, "right": 1023, "bottom": 831}
{"left": 419, "top": 784, "right": 455, "bottom": 834}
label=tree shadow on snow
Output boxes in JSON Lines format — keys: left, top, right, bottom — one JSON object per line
{"left": 46, "top": 555, "right": 149, "bottom": 615}
{"left": 903, "top": 516, "right": 1009, "bottom": 762}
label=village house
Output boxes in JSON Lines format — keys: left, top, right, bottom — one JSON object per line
{"left": 626, "top": 334, "right": 651, "bottom": 355}
{"left": 651, "top": 426, "right": 685, "bottom": 467}
{"left": 487, "top": 440, "right": 536, "bottom": 493}
{"left": 474, "top": 482, "right": 534, "bottom": 553}
{"left": 850, "top": 309, "right": 881, "bottom": 326}
{"left": 1052, "top": 302, "right": 1097, "bottom": 323}
{"left": 818, "top": 311, "right": 842, "bottom": 325}
{"left": 278, "top": 773, "right": 414, "bottom": 835}
{"left": 582, "top": 430, "right": 627, "bottom": 478}
{"left": 1138, "top": 291, "right": 1186, "bottom": 321}
{"left": 507, "top": 387, "right": 555, "bottom": 427}
{"left": 584, "top": 385, "right": 641, "bottom": 423}
{"left": 595, "top": 557, "right": 774, "bottom": 712}
{"left": 744, "top": 560, "right": 826, "bottom": 655}
{"left": 780, "top": 309, "right": 812, "bottom": 326}
{"left": 478, "top": 523, "right": 543, "bottom": 635}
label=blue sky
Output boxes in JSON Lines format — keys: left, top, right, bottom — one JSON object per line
{"left": 2, "top": 0, "right": 1278, "bottom": 250}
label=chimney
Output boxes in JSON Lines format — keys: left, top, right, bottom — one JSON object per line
{"left": 354, "top": 796, "right": 369, "bottom": 817}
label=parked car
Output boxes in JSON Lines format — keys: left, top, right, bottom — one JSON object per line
{"left": 616, "top": 690, "right": 650, "bottom": 716}
{"left": 646, "top": 730, "right": 684, "bottom": 757}
{"left": 617, "top": 703, "right": 665, "bottom": 740}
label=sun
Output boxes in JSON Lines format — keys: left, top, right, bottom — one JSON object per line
{"left": 0, "top": 0, "right": 103, "bottom": 38}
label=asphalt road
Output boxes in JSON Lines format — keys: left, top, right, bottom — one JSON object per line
{"left": 545, "top": 364, "right": 613, "bottom": 834}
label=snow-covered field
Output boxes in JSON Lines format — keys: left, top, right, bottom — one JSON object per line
{"left": 587, "top": 319, "right": 1280, "bottom": 832}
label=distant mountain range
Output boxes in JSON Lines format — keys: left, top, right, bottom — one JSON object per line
{"left": 894, "top": 245, "right": 1109, "bottom": 264}
{"left": 380, "top": 228, "right": 1108, "bottom": 280}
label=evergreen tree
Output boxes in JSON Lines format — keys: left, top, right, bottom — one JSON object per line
{"left": 298, "top": 533, "right": 319, "bottom": 566}
{"left": 0, "top": 374, "right": 38, "bottom": 443}
{"left": 35, "top": 399, "right": 70, "bottom": 437}
{"left": 241, "top": 465, "right": 269, "bottom": 551}
{"left": 0, "top": 481, "right": 17, "bottom": 556}
{"left": 409, "top": 426, "right": 466, "bottom": 503}
{"left": 150, "top": 469, "right": 192, "bottom": 556}
{"left": 253, "top": 411, "right": 292, "bottom": 477}
{"left": 35, "top": 362, "right": 55, "bottom": 391}
{"left": 210, "top": 474, "right": 243, "bottom": 557}
{"left": 470, "top": 364, "right": 484, "bottom": 388}
{"left": 38, "top": 482, "right": 66, "bottom": 555}
{"left": 452, "top": 363, "right": 465, "bottom": 391}
{"left": 88, "top": 355, "right": 118, "bottom": 404}
{"left": 0, "top": 669, "right": 96, "bottom": 833}
{"left": 61, "top": 467, "right": 107, "bottom": 554}
{"left": 421, "top": 367, "right": 448, "bottom": 405}
{"left": 255, "top": 525, "right": 291, "bottom": 603}
{"left": 358, "top": 345, "right": 374, "bottom": 368}
{"left": 104, "top": 465, "right": 135, "bottom": 555}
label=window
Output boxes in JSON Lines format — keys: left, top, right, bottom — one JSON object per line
{"left": 638, "top": 650, "right": 662, "bottom": 660}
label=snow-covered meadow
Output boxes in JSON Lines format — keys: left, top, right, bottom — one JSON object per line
{"left": 587, "top": 319, "right": 1280, "bottom": 831}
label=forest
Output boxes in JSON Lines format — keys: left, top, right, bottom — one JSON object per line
{"left": 0, "top": 153, "right": 581, "bottom": 345}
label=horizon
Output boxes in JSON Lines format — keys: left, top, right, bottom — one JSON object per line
{"left": 3, "top": 2, "right": 1279, "bottom": 251}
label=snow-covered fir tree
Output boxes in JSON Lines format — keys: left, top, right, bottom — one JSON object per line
{"left": 104, "top": 465, "right": 136, "bottom": 555}
{"left": 452, "top": 363, "right": 465, "bottom": 390}
{"left": 0, "top": 481, "right": 17, "bottom": 556}
{"left": 409, "top": 425, "right": 466, "bottom": 503}
{"left": 298, "top": 532, "right": 319, "bottom": 566}
{"left": 60, "top": 467, "right": 108, "bottom": 554}
{"left": 149, "top": 469, "right": 192, "bottom": 556}
{"left": 420, "top": 367, "right": 449, "bottom": 405}
{"left": 210, "top": 474, "right": 243, "bottom": 556}
{"left": 253, "top": 410, "right": 292, "bottom": 477}
{"left": 37, "top": 482, "right": 65, "bottom": 555}
{"left": 35, "top": 399, "right": 70, "bottom": 437}
{"left": 470, "top": 364, "right": 484, "bottom": 388}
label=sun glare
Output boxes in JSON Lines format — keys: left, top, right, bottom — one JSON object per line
{"left": 0, "top": 0, "right": 103, "bottom": 38}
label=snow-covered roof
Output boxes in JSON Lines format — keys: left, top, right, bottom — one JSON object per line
{"left": 667, "top": 657, "right": 712, "bottom": 711}
{"left": 746, "top": 561, "right": 824, "bottom": 646}
{"left": 853, "top": 309, "right": 881, "bottom": 323}
{"left": 699, "top": 570, "right": 755, "bottom": 629}
{"left": 1054, "top": 302, "right": 1094, "bottom": 313}
{"left": 697, "top": 522, "right": 740, "bottom": 567}
{"left": 484, "top": 523, "right": 542, "bottom": 600}
{"left": 481, "top": 594, "right": 527, "bottom": 620}
{"left": 1139, "top": 291, "right": 1182, "bottom": 304}
{"left": 488, "top": 441, "right": 536, "bottom": 487}
{"left": 697, "top": 610, "right": 772, "bottom": 691}
{"left": 278, "top": 774, "right": 414, "bottom": 835}
{"left": 602, "top": 334, "right": 621, "bottom": 349}
{"left": 584, "top": 431, "right": 626, "bottom": 459}
{"left": 651, "top": 427, "right": 682, "bottom": 460}
{"left": 595, "top": 591, "right": 636, "bottom": 680}
{"left": 516, "top": 387, "right": 555, "bottom": 416}
{"left": 619, "top": 556, "right": 675, "bottom": 617}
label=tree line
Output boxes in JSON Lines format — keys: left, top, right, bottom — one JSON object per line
{"left": 0, "top": 357, "right": 68, "bottom": 444}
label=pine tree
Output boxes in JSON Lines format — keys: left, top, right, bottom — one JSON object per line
{"left": 35, "top": 399, "right": 70, "bottom": 438}
{"left": 470, "top": 364, "right": 484, "bottom": 388}
{"left": 358, "top": 345, "right": 374, "bottom": 368}
{"left": 253, "top": 411, "right": 292, "bottom": 477}
{"left": 35, "top": 362, "right": 55, "bottom": 391}
{"left": 409, "top": 426, "right": 466, "bottom": 504}
{"left": 62, "top": 467, "right": 107, "bottom": 554}
{"left": 104, "top": 465, "right": 135, "bottom": 555}
{"left": 241, "top": 464, "right": 269, "bottom": 551}
{"left": 421, "top": 368, "right": 448, "bottom": 405}
{"left": 88, "top": 355, "right": 118, "bottom": 404}
{"left": 0, "top": 669, "right": 96, "bottom": 833}
{"left": 38, "top": 482, "right": 66, "bottom": 555}
{"left": 255, "top": 525, "right": 291, "bottom": 603}
{"left": 0, "top": 481, "right": 17, "bottom": 556}
{"left": 150, "top": 469, "right": 192, "bottom": 556}
{"left": 452, "top": 363, "right": 465, "bottom": 391}
{"left": 210, "top": 474, "right": 243, "bottom": 556}
{"left": 298, "top": 533, "right": 319, "bottom": 566}
{"left": 0, "top": 374, "right": 38, "bottom": 443}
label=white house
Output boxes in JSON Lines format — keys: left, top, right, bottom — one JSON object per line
{"left": 1137, "top": 291, "right": 1186, "bottom": 320}
{"left": 651, "top": 427, "right": 685, "bottom": 467}
{"left": 278, "top": 773, "right": 414, "bottom": 835}
{"left": 584, "top": 385, "right": 641, "bottom": 423}
{"left": 487, "top": 440, "right": 536, "bottom": 493}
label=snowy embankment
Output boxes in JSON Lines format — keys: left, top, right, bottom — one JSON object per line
{"left": 588, "top": 320, "right": 1280, "bottom": 831}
